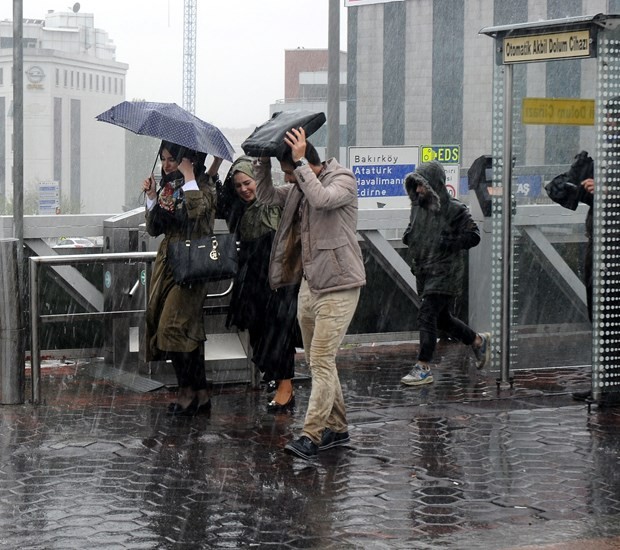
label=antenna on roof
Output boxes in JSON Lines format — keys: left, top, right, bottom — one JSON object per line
{"left": 72, "top": 3, "right": 81, "bottom": 13}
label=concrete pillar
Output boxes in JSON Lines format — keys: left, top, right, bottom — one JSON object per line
{"left": 0, "top": 239, "right": 25, "bottom": 404}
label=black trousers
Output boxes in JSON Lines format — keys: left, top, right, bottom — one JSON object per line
{"left": 169, "top": 348, "right": 209, "bottom": 391}
{"left": 417, "top": 293, "right": 477, "bottom": 363}
{"left": 585, "top": 238, "right": 593, "bottom": 323}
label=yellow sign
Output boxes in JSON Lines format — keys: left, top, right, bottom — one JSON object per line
{"left": 420, "top": 146, "right": 460, "bottom": 163}
{"left": 503, "top": 29, "right": 591, "bottom": 63}
{"left": 522, "top": 98, "right": 595, "bottom": 126}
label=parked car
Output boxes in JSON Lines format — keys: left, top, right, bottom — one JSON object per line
{"left": 53, "top": 237, "right": 97, "bottom": 249}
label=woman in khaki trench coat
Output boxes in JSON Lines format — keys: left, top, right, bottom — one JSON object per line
{"left": 142, "top": 140, "right": 221, "bottom": 416}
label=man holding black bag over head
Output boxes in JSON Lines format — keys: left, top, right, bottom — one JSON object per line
{"left": 253, "top": 127, "right": 366, "bottom": 460}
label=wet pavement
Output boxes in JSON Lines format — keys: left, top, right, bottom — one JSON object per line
{"left": 1, "top": 341, "right": 620, "bottom": 549}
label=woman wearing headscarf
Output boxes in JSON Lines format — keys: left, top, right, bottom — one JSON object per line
{"left": 142, "top": 140, "right": 221, "bottom": 416}
{"left": 220, "top": 156, "right": 299, "bottom": 412}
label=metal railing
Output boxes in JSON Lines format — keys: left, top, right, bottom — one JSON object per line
{"left": 29, "top": 252, "right": 234, "bottom": 404}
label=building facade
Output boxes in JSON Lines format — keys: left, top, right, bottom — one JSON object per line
{"left": 0, "top": 10, "right": 127, "bottom": 214}
{"left": 346, "top": 0, "right": 620, "bottom": 173}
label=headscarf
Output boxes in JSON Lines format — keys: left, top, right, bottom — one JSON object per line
{"left": 229, "top": 155, "right": 255, "bottom": 180}
{"left": 157, "top": 140, "right": 206, "bottom": 212}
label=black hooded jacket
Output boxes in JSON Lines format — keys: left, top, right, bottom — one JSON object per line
{"left": 545, "top": 150, "right": 594, "bottom": 239}
{"left": 402, "top": 161, "right": 480, "bottom": 297}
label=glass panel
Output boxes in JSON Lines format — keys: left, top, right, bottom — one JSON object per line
{"left": 491, "top": 55, "right": 599, "bottom": 374}
{"left": 510, "top": 57, "right": 595, "bottom": 371}
{"left": 593, "top": 28, "right": 620, "bottom": 398}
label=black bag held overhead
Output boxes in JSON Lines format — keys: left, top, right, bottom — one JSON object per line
{"left": 545, "top": 150, "right": 594, "bottom": 211}
{"left": 241, "top": 110, "right": 326, "bottom": 158}
{"left": 167, "top": 233, "right": 238, "bottom": 286}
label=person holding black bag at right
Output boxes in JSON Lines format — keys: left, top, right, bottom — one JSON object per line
{"left": 546, "top": 150, "right": 594, "bottom": 400}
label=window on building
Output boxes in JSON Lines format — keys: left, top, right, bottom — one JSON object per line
{"left": 64, "top": 70, "right": 67, "bottom": 87}
{"left": 56, "top": 68, "right": 59, "bottom": 86}
{"left": 70, "top": 71, "right": 74, "bottom": 88}
{"left": 0, "top": 68, "right": 3, "bottom": 86}
{"left": 82, "top": 72, "right": 86, "bottom": 89}
{"left": 102, "top": 76, "right": 105, "bottom": 92}
{"left": 89, "top": 73, "right": 92, "bottom": 90}
{"left": 108, "top": 76, "right": 111, "bottom": 93}
{"left": 96, "top": 75, "right": 99, "bottom": 91}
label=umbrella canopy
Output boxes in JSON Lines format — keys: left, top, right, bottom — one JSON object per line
{"left": 96, "top": 101, "right": 235, "bottom": 161}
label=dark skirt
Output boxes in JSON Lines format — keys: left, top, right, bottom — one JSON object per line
{"left": 227, "top": 232, "right": 300, "bottom": 382}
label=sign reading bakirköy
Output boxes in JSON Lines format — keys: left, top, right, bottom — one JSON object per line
{"left": 348, "top": 146, "right": 419, "bottom": 209}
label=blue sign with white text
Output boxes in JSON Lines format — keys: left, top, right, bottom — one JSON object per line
{"left": 460, "top": 175, "right": 543, "bottom": 197}
{"left": 353, "top": 164, "right": 415, "bottom": 198}
{"left": 515, "top": 175, "right": 542, "bottom": 197}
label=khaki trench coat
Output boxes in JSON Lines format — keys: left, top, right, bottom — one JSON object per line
{"left": 144, "top": 173, "right": 216, "bottom": 361}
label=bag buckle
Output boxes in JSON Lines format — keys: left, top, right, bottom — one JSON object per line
{"left": 210, "top": 237, "right": 220, "bottom": 260}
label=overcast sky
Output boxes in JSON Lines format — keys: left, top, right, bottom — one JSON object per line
{"left": 1, "top": 0, "right": 348, "bottom": 128}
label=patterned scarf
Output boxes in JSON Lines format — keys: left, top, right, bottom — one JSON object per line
{"left": 158, "top": 176, "right": 185, "bottom": 213}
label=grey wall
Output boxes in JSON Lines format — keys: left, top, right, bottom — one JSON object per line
{"left": 0, "top": 97, "right": 5, "bottom": 198}
{"left": 53, "top": 97, "right": 62, "bottom": 184}
{"left": 70, "top": 99, "right": 80, "bottom": 207}
{"left": 383, "top": 1, "right": 406, "bottom": 145}
{"left": 432, "top": 0, "right": 464, "bottom": 145}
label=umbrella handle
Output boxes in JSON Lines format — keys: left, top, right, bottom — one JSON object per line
{"left": 151, "top": 152, "right": 159, "bottom": 179}
{"left": 140, "top": 153, "right": 160, "bottom": 205}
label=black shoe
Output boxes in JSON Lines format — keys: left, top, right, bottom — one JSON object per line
{"left": 195, "top": 399, "right": 212, "bottom": 415}
{"left": 319, "top": 428, "right": 350, "bottom": 451}
{"left": 167, "top": 396, "right": 200, "bottom": 417}
{"left": 267, "top": 394, "right": 295, "bottom": 413}
{"left": 572, "top": 389, "right": 592, "bottom": 401}
{"left": 284, "top": 436, "right": 318, "bottom": 460}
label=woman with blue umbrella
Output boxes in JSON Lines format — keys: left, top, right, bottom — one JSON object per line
{"left": 142, "top": 141, "right": 222, "bottom": 416}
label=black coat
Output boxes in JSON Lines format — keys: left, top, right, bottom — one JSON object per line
{"left": 224, "top": 198, "right": 299, "bottom": 382}
{"left": 402, "top": 161, "right": 480, "bottom": 297}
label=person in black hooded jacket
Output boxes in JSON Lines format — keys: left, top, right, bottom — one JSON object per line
{"left": 545, "top": 150, "right": 594, "bottom": 401}
{"left": 400, "top": 160, "right": 490, "bottom": 386}
{"left": 546, "top": 150, "right": 594, "bottom": 321}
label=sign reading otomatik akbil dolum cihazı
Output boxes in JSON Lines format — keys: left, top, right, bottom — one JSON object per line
{"left": 503, "top": 29, "right": 591, "bottom": 63}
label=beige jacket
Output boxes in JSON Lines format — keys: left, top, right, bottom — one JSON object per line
{"left": 255, "top": 158, "right": 366, "bottom": 294}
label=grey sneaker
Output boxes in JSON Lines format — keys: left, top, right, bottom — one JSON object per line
{"left": 473, "top": 332, "right": 491, "bottom": 370}
{"left": 401, "top": 364, "right": 434, "bottom": 386}
{"left": 319, "top": 428, "right": 350, "bottom": 450}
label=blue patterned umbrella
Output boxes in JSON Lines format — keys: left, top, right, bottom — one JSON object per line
{"left": 96, "top": 101, "right": 234, "bottom": 161}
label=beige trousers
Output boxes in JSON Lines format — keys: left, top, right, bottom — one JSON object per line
{"left": 297, "top": 279, "right": 360, "bottom": 443}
